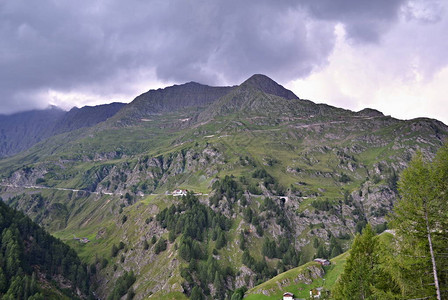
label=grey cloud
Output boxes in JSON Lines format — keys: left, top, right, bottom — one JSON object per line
{"left": 402, "top": 0, "right": 444, "bottom": 23}
{"left": 300, "top": 0, "right": 407, "bottom": 42}
{"left": 0, "top": 0, "right": 410, "bottom": 114}
{"left": 152, "top": 1, "right": 334, "bottom": 84}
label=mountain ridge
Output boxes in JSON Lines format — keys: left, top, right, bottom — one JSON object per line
{"left": 0, "top": 102, "right": 125, "bottom": 158}
{"left": 0, "top": 107, "right": 66, "bottom": 158}
{"left": 110, "top": 81, "right": 234, "bottom": 126}
{"left": 53, "top": 102, "right": 125, "bottom": 134}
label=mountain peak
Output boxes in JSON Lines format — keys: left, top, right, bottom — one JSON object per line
{"left": 240, "top": 74, "right": 299, "bottom": 100}
{"left": 242, "top": 74, "right": 273, "bottom": 83}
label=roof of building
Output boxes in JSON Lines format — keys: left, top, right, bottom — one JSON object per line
{"left": 314, "top": 258, "right": 330, "bottom": 264}
{"left": 314, "top": 258, "right": 328, "bottom": 261}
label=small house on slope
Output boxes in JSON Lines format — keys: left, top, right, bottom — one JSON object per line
{"left": 313, "top": 258, "right": 330, "bottom": 266}
{"left": 172, "top": 189, "right": 187, "bottom": 197}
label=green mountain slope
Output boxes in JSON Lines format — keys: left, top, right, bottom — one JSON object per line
{"left": 245, "top": 252, "right": 348, "bottom": 299}
{"left": 53, "top": 102, "right": 125, "bottom": 134}
{"left": 245, "top": 231, "right": 396, "bottom": 300}
{"left": 0, "top": 200, "right": 93, "bottom": 299}
{"left": 0, "top": 74, "right": 446, "bottom": 299}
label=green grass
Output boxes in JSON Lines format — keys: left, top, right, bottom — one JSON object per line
{"left": 245, "top": 252, "right": 349, "bottom": 299}
{"left": 151, "top": 291, "right": 189, "bottom": 299}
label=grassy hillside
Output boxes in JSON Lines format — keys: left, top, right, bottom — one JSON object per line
{"left": 245, "top": 252, "right": 348, "bottom": 300}
{"left": 246, "top": 231, "right": 395, "bottom": 300}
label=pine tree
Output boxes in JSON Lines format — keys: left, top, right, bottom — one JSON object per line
{"left": 30, "top": 271, "right": 37, "bottom": 295}
{"left": 230, "top": 287, "right": 246, "bottom": 300}
{"left": 214, "top": 271, "right": 225, "bottom": 299}
{"left": 329, "top": 236, "right": 342, "bottom": 258}
{"left": 215, "top": 231, "right": 226, "bottom": 249}
{"left": 332, "top": 224, "right": 377, "bottom": 299}
{"left": 262, "top": 238, "right": 276, "bottom": 258}
{"left": 190, "top": 286, "right": 204, "bottom": 300}
{"left": 389, "top": 147, "right": 448, "bottom": 300}
{"left": 0, "top": 268, "right": 7, "bottom": 294}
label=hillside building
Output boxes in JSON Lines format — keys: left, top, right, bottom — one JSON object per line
{"left": 313, "top": 258, "right": 330, "bottom": 266}
{"left": 172, "top": 189, "right": 187, "bottom": 196}
{"left": 283, "top": 292, "right": 294, "bottom": 300}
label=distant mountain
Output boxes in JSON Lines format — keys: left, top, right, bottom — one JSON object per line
{"left": 0, "top": 107, "right": 66, "bottom": 158}
{"left": 106, "top": 74, "right": 304, "bottom": 126}
{"left": 53, "top": 102, "right": 125, "bottom": 134}
{"left": 111, "top": 82, "right": 233, "bottom": 125}
{"left": 0, "top": 102, "right": 125, "bottom": 158}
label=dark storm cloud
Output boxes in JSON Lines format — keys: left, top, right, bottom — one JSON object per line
{"left": 300, "top": 0, "right": 406, "bottom": 42}
{"left": 0, "top": 0, "right": 408, "bottom": 113}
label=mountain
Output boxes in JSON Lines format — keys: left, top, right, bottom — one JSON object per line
{"left": 111, "top": 81, "right": 233, "bottom": 126}
{"left": 0, "top": 102, "right": 125, "bottom": 158}
{"left": 240, "top": 74, "right": 299, "bottom": 100}
{"left": 0, "top": 107, "right": 66, "bottom": 158}
{"left": 0, "top": 74, "right": 446, "bottom": 299}
{"left": 53, "top": 102, "right": 125, "bottom": 134}
{"left": 198, "top": 76, "right": 345, "bottom": 122}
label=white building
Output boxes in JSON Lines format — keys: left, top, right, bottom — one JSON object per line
{"left": 172, "top": 189, "right": 187, "bottom": 197}
{"left": 283, "top": 292, "right": 294, "bottom": 300}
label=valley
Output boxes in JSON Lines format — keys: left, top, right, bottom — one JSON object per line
{"left": 0, "top": 74, "right": 447, "bottom": 299}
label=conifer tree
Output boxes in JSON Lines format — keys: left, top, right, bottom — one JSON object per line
{"left": 190, "top": 286, "right": 204, "bottom": 300}
{"left": 389, "top": 146, "right": 448, "bottom": 300}
{"left": 214, "top": 271, "right": 225, "bottom": 299}
{"left": 0, "top": 269, "right": 7, "bottom": 294}
{"left": 332, "top": 224, "right": 377, "bottom": 300}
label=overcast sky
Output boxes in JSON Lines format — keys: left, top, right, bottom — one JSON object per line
{"left": 1, "top": 0, "right": 447, "bottom": 124}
